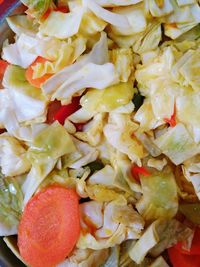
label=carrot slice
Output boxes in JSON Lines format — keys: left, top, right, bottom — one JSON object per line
{"left": 18, "top": 185, "right": 80, "bottom": 267}
{"left": 25, "top": 56, "right": 52, "bottom": 88}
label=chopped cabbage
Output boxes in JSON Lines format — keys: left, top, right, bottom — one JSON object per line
{"left": 51, "top": 62, "right": 119, "bottom": 102}
{"left": 32, "top": 36, "right": 86, "bottom": 78}
{"left": 147, "top": 0, "right": 174, "bottom": 17}
{"left": 68, "top": 138, "right": 99, "bottom": 169}
{"left": 136, "top": 167, "right": 178, "bottom": 221}
{"left": 147, "top": 158, "right": 167, "bottom": 171}
{"left": 39, "top": 8, "right": 84, "bottom": 39}
{"left": 129, "top": 218, "right": 192, "bottom": 264}
{"left": 104, "top": 113, "right": 145, "bottom": 164}
{"left": 0, "top": 171, "right": 23, "bottom": 229}
{"left": 176, "top": 92, "right": 200, "bottom": 142}
{"left": 130, "top": 22, "right": 162, "bottom": 54}
{"left": 149, "top": 219, "right": 193, "bottom": 257}
{"left": 23, "top": 122, "right": 75, "bottom": 204}
{"left": 3, "top": 65, "right": 47, "bottom": 123}
{"left": 79, "top": 11, "right": 107, "bottom": 37}
{"left": 182, "top": 156, "right": 200, "bottom": 200}
{"left": 109, "top": 48, "right": 134, "bottom": 82}
{"left": 101, "top": 246, "right": 120, "bottom": 267}
{"left": 83, "top": 0, "right": 130, "bottom": 28}
{"left": 128, "top": 220, "right": 160, "bottom": 264}
{"left": 42, "top": 32, "right": 109, "bottom": 95}
{"left": 21, "top": 0, "right": 53, "bottom": 19}
{"left": 0, "top": 135, "right": 31, "bottom": 176}
{"left": 110, "top": 4, "right": 147, "bottom": 36}
{"left": 154, "top": 123, "right": 200, "bottom": 165}
{"left": 75, "top": 113, "right": 106, "bottom": 146}
{"left": 57, "top": 248, "right": 109, "bottom": 267}
{"left": 77, "top": 199, "right": 144, "bottom": 250}
{"left": 6, "top": 15, "right": 39, "bottom": 36}
{"left": 2, "top": 38, "right": 37, "bottom": 68}
{"left": 81, "top": 82, "right": 135, "bottom": 112}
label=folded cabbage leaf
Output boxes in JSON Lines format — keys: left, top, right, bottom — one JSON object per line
{"left": 154, "top": 123, "right": 200, "bottom": 165}
{"left": 136, "top": 167, "right": 178, "bottom": 221}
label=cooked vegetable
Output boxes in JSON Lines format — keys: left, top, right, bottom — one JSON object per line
{"left": 168, "top": 245, "right": 200, "bottom": 267}
{"left": 136, "top": 167, "right": 178, "bottom": 221}
{"left": 175, "top": 227, "right": 200, "bottom": 255}
{"left": 0, "top": 60, "right": 8, "bottom": 82}
{"left": 0, "top": 169, "right": 23, "bottom": 229}
{"left": 18, "top": 185, "right": 80, "bottom": 267}
{"left": 26, "top": 56, "right": 53, "bottom": 88}
{"left": 1, "top": 0, "right": 200, "bottom": 265}
{"left": 179, "top": 204, "right": 200, "bottom": 225}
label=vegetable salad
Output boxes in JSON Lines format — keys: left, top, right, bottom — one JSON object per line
{"left": 0, "top": 0, "right": 200, "bottom": 266}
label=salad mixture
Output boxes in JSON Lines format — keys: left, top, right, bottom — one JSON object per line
{"left": 0, "top": 0, "right": 200, "bottom": 266}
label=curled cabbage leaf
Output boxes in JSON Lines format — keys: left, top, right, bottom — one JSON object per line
{"left": 42, "top": 32, "right": 109, "bottom": 95}
{"left": 51, "top": 62, "right": 119, "bottom": 103}
{"left": 110, "top": 4, "right": 147, "bottom": 36}
{"left": 39, "top": 7, "right": 84, "bottom": 39}
{"left": 79, "top": 10, "right": 107, "bottom": 37}
{"left": 147, "top": 158, "right": 167, "bottom": 171}
{"left": 82, "top": 0, "right": 130, "bottom": 28}
{"left": 68, "top": 108, "right": 96, "bottom": 124}
{"left": 75, "top": 113, "right": 106, "bottom": 146}
{"left": 6, "top": 15, "right": 39, "bottom": 36}
{"left": 128, "top": 220, "right": 160, "bottom": 264}
{"left": 77, "top": 199, "right": 144, "bottom": 250}
{"left": 109, "top": 48, "right": 134, "bottom": 82}
{"left": 68, "top": 137, "right": 99, "bottom": 169}
{"left": 129, "top": 218, "right": 192, "bottom": 264}
{"left": 130, "top": 22, "right": 162, "bottom": 54}
{"left": 3, "top": 65, "right": 47, "bottom": 123}
{"left": 182, "top": 155, "right": 200, "bottom": 200}
{"left": 154, "top": 123, "right": 200, "bottom": 165}
{"left": 57, "top": 248, "right": 109, "bottom": 267}
{"left": 2, "top": 36, "right": 37, "bottom": 68}
{"left": 136, "top": 167, "right": 178, "bottom": 221}
{"left": 32, "top": 36, "right": 86, "bottom": 78}
{"left": 0, "top": 135, "right": 31, "bottom": 177}
{"left": 21, "top": 0, "right": 53, "bottom": 19}
{"left": 104, "top": 113, "right": 146, "bottom": 164}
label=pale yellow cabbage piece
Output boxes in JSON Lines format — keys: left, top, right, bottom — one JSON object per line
{"left": 109, "top": 48, "right": 134, "bottom": 82}
{"left": 154, "top": 123, "right": 200, "bottom": 165}
{"left": 104, "top": 113, "right": 146, "bottom": 164}
{"left": 39, "top": 8, "right": 84, "bottom": 39}
{"left": 80, "top": 82, "right": 135, "bottom": 112}
{"left": 136, "top": 167, "right": 178, "bottom": 221}
{"left": 0, "top": 135, "right": 31, "bottom": 177}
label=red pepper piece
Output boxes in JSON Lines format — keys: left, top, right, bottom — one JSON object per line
{"left": 164, "top": 105, "right": 176, "bottom": 127}
{"left": 131, "top": 164, "right": 150, "bottom": 182}
{"left": 53, "top": 97, "right": 81, "bottom": 125}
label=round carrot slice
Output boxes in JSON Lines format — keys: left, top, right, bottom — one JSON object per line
{"left": 25, "top": 56, "right": 52, "bottom": 88}
{"left": 18, "top": 185, "right": 80, "bottom": 267}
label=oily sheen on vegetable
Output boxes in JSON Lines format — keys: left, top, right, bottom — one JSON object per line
{"left": 0, "top": 0, "right": 200, "bottom": 266}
